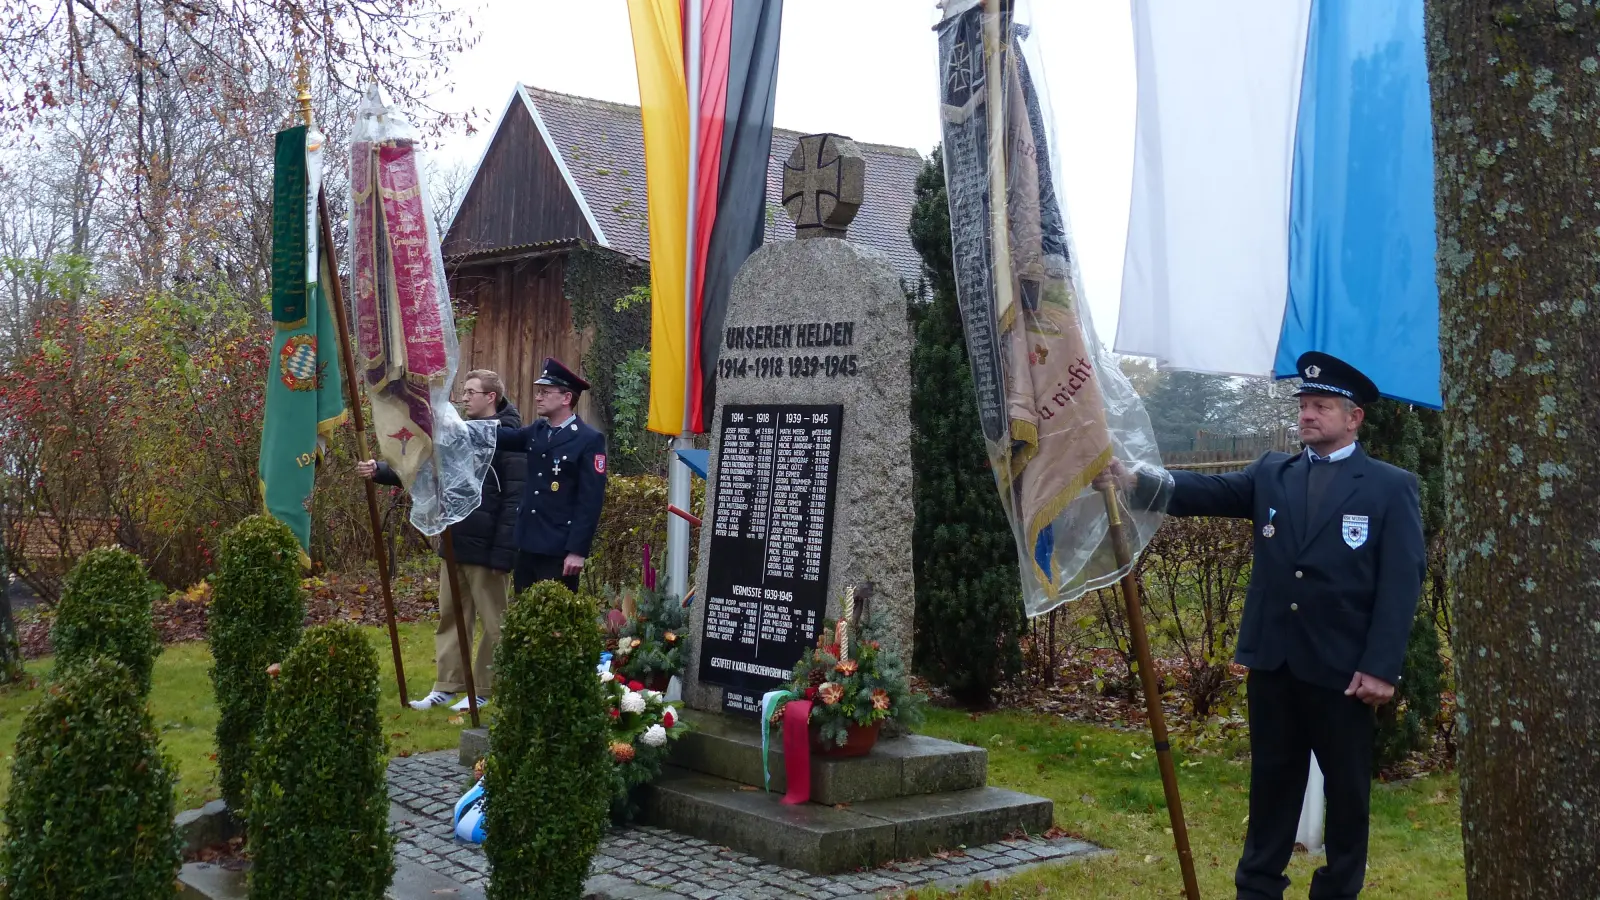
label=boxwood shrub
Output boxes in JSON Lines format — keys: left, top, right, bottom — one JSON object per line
{"left": 209, "top": 514, "right": 305, "bottom": 813}
{"left": 0, "top": 658, "right": 180, "bottom": 898}
{"left": 248, "top": 622, "right": 393, "bottom": 898}
{"left": 484, "top": 582, "right": 610, "bottom": 900}
{"left": 51, "top": 546, "right": 162, "bottom": 696}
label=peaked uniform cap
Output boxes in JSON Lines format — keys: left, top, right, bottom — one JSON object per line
{"left": 1293, "top": 351, "right": 1379, "bottom": 405}
{"left": 534, "top": 357, "right": 589, "bottom": 393}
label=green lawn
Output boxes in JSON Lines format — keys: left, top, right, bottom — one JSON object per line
{"left": 0, "top": 622, "right": 467, "bottom": 811}
{"left": 0, "top": 634, "right": 1466, "bottom": 899}
{"left": 912, "top": 708, "right": 1466, "bottom": 899}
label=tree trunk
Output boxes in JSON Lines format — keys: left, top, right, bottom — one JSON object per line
{"left": 1424, "top": 3, "right": 1600, "bottom": 894}
{"left": 0, "top": 505, "right": 26, "bottom": 684}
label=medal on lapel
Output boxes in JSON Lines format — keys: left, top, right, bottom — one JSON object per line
{"left": 551, "top": 482, "right": 560, "bottom": 492}
{"left": 1261, "top": 508, "right": 1277, "bottom": 539}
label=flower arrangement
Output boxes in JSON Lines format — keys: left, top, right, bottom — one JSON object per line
{"left": 601, "top": 668, "right": 687, "bottom": 823}
{"left": 611, "top": 584, "right": 690, "bottom": 691}
{"left": 775, "top": 597, "right": 923, "bottom": 751}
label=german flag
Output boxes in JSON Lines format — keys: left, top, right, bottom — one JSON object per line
{"left": 627, "top": 0, "right": 784, "bottom": 435}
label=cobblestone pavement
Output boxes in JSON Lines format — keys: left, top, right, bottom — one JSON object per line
{"left": 387, "top": 751, "right": 1102, "bottom": 900}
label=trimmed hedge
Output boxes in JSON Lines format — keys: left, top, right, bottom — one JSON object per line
{"left": 0, "top": 658, "right": 180, "bottom": 898}
{"left": 248, "top": 622, "right": 393, "bottom": 898}
{"left": 209, "top": 514, "right": 305, "bottom": 813}
{"left": 581, "top": 475, "right": 704, "bottom": 597}
{"left": 485, "top": 582, "right": 610, "bottom": 900}
{"left": 51, "top": 546, "right": 163, "bottom": 696}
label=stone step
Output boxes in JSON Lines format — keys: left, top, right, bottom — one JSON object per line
{"left": 461, "top": 727, "right": 489, "bottom": 767}
{"left": 177, "top": 860, "right": 486, "bottom": 900}
{"left": 665, "top": 710, "right": 987, "bottom": 805}
{"left": 643, "top": 766, "right": 1053, "bottom": 875}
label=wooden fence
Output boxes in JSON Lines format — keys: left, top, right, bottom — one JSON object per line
{"left": 1162, "top": 427, "right": 1300, "bottom": 474}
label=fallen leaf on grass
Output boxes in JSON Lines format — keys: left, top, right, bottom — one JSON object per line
{"left": 447, "top": 715, "right": 465, "bottom": 726}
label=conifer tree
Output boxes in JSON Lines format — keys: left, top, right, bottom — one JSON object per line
{"left": 908, "top": 154, "right": 1025, "bottom": 707}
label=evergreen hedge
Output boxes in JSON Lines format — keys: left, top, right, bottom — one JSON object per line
{"left": 908, "top": 154, "right": 1026, "bottom": 706}
{"left": 248, "top": 622, "right": 393, "bottom": 898}
{"left": 51, "top": 546, "right": 162, "bottom": 696}
{"left": 1362, "top": 401, "right": 1449, "bottom": 766}
{"left": 209, "top": 514, "right": 305, "bottom": 813}
{"left": 485, "top": 582, "right": 611, "bottom": 900}
{"left": 1, "top": 658, "right": 180, "bottom": 898}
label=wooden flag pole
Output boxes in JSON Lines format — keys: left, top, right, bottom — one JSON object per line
{"left": 1097, "top": 481, "right": 1202, "bottom": 900}
{"left": 299, "top": 83, "right": 410, "bottom": 708}
{"left": 439, "top": 526, "right": 480, "bottom": 729}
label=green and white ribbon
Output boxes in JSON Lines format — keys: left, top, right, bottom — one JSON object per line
{"left": 759, "top": 689, "right": 797, "bottom": 792}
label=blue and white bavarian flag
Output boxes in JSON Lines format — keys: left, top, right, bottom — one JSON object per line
{"left": 1115, "top": 0, "right": 1440, "bottom": 409}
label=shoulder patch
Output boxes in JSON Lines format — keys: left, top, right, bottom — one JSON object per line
{"left": 594, "top": 454, "right": 606, "bottom": 474}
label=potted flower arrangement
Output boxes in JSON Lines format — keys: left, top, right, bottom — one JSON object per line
{"left": 612, "top": 584, "right": 690, "bottom": 693}
{"left": 601, "top": 668, "right": 688, "bottom": 823}
{"left": 775, "top": 589, "right": 922, "bottom": 757}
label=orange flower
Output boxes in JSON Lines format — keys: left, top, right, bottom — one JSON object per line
{"left": 818, "top": 682, "right": 844, "bottom": 705}
{"left": 265, "top": 663, "right": 281, "bottom": 678}
{"left": 834, "top": 659, "right": 859, "bottom": 677}
{"left": 871, "top": 689, "right": 891, "bottom": 712}
{"left": 664, "top": 631, "right": 678, "bottom": 643}
{"left": 610, "top": 741, "right": 637, "bottom": 763}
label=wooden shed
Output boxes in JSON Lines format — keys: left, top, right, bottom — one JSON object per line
{"left": 441, "top": 84, "right": 924, "bottom": 450}
{"left": 447, "top": 239, "right": 644, "bottom": 427}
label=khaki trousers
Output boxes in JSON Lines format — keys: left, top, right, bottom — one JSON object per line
{"left": 434, "top": 562, "right": 508, "bottom": 697}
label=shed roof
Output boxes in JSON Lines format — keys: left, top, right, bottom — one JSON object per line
{"left": 516, "top": 86, "right": 927, "bottom": 287}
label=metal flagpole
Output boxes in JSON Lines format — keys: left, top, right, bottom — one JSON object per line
{"left": 667, "top": 0, "right": 703, "bottom": 603}
{"left": 297, "top": 79, "right": 410, "bottom": 709}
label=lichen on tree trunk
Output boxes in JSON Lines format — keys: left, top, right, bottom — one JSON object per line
{"left": 1424, "top": 2, "right": 1600, "bottom": 894}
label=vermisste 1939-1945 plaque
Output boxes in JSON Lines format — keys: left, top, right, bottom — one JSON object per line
{"left": 699, "top": 403, "right": 844, "bottom": 717}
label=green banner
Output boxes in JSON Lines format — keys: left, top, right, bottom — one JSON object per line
{"left": 259, "top": 125, "right": 346, "bottom": 562}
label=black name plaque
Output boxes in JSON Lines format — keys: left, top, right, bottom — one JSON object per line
{"left": 698, "top": 403, "right": 844, "bottom": 715}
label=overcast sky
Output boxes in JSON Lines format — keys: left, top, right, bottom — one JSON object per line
{"left": 423, "top": 0, "right": 1136, "bottom": 340}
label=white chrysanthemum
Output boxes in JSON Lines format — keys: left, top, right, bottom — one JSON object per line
{"left": 621, "top": 691, "right": 647, "bottom": 714}
{"left": 600, "top": 671, "right": 615, "bottom": 683}
{"left": 641, "top": 724, "right": 668, "bottom": 747}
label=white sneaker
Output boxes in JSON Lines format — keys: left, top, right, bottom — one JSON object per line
{"left": 450, "top": 695, "right": 489, "bottom": 712}
{"left": 408, "top": 691, "right": 458, "bottom": 711}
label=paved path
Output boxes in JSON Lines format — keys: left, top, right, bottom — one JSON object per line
{"left": 387, "top": 751, "right": 1102, "bottom": 900}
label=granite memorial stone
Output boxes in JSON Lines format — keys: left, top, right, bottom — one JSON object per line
{"left": 685, "top": 132, "right": 914, "bottom": 716}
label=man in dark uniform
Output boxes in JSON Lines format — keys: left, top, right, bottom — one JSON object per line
{"left": 357, "top": 369, "right": 526, "bottom": 711}
{"left": 1107, "top": 352, "right": 1425, "bottom": 900}
{"left": 496, "top": 357, "right": 608, "bottom": 595}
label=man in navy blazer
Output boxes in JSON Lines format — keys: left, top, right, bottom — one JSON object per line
{"left": 1110, "top": 352, "right": 1425, "bottom": 900}
{"left": 496, "top": 357, "right": 608, "bottom": 596}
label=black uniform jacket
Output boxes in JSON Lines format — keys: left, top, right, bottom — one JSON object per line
{"left": 496, "top": 415, "right": 608, "bottom": 558}
{"left": 1152, "top": 446, "right": 1425, "bottom": 691}
{"left": 372, "top": 398, "right": 527, "bottom": 572}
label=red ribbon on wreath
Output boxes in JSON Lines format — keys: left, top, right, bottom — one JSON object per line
{"left": 779, "top": 700, "right": 813, "bottom": 805}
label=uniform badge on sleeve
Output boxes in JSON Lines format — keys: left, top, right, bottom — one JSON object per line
{"left": 594, "top": 454, "right": 606, "bottom": 474}
{"left": 1342, "top": 514, "right": 1370, "bottom": 549}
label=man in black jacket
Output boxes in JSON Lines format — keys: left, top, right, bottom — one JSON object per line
{"left": 357, "top": 369, "right": 526, "bottom": 711}
{"left": 1107, "top": 352, "right": 1425, "bottom": 900}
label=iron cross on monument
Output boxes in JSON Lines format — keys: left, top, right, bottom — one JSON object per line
{"left": 782, "top": 133, "right": 866, "bottom": 238}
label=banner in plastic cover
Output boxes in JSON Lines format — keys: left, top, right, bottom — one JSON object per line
{"left": 349, "top": 86, "right": 494, "bottom": 537}
{"left": 935, "top": 0, "right": 1166, "bottom": 615}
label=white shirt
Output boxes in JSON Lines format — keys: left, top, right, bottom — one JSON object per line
{"left": 1305, "top": 441, "right": 1358, "bottom": 464}
{"left": 548, "top": 413, "right": 576, "bottom": 430}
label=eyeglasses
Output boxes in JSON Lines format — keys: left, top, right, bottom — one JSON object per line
{"left": 534, "top": 387, "right": 568, "bottom": 398}
{"left": 460, "top": 389, "right": 491, "bottom": 399}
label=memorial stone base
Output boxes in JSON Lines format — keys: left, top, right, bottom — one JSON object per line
{"left": 640, "top": 711, "right": 1054, "bottom": 875}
